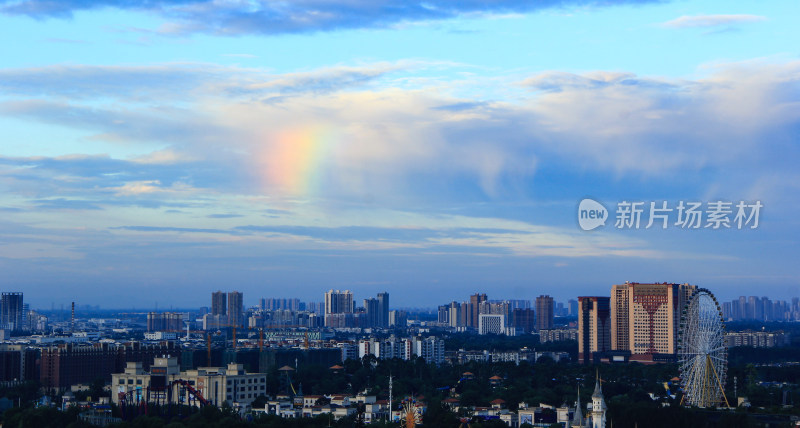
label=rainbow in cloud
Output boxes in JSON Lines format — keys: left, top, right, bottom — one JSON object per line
{"left": 259, "top": 125, "right": 339, "bottom": 196}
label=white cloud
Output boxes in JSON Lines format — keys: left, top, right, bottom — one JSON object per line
{"left": 662, "top": 14, "right": 766, "bottom": 29}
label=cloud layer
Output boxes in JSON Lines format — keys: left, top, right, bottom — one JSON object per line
{"left": 662, "top": 14, "right": 767, "bottom": 29}
{"left": 2, "top": 59, "right": 799, "bottom": 305}
{"left": 0, "top": 0, "right": 661, "bottom": 35}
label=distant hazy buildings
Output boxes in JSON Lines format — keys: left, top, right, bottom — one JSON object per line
{"left": 363, "top": 292, "right": 389, "bottom": 328}
{"left": 721, "top": 296, "right": 800, "bottom": 321}
{"left": 352, "top": 336, "right": 445, "bottom": 364}
{"left": 726, "top": 330, "right": 790, "bottom": 348}
{"left": 539, "top": 328, "right": 578, "bottom": 343}
{"left": 388, "top": 310, "right": 407, "bottom": 327}
{"left": 261, "top": 298, "right": 302, "bottom": 311}
{"left": 205, "top": 291, "right": 243, "bottom": 329}
{"left": 535, "top": 295, "right": 554, "bottom": 331}
{"left": 577, "top": 296, "right": 610, "bottom": 364}
{"left": 147, "top": 312, "right": 184, "bottom": 332}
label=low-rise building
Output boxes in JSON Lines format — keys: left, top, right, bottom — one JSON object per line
{"left": 111, "top": 356, "right": 266, "bottom": 408}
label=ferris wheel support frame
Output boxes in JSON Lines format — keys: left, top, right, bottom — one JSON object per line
{"left": 678, "top": 287, "right": 731, "bottom": 409}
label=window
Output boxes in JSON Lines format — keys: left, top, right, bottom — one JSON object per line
{"left": 136, "top": 380, "right": 142, "bottom": 385}
{"left": 119, "top": 379, "right": 124, "bottom": 385}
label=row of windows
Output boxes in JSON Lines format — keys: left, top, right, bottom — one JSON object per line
{"left": 227, "top": 377, "right": 265, "bottom": 385}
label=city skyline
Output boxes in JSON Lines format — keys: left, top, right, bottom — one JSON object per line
{"left": 1, "top": 0, "right": 799, "bottom": 307}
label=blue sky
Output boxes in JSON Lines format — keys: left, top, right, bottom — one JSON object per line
{"left": 1, "top": 0, "right": 799, "bottom": 309}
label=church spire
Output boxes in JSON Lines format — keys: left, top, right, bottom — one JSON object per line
{"left": 592, "top": 368, "right": 603, "bottom": 398}
{"left": 572, "top": 386, "right": 584, "bottom": 426}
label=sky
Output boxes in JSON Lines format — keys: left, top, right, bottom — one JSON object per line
{"left": 1, "top": 0, "right": 799, "bottom": 309}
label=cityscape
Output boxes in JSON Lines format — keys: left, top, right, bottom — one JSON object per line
{"left": 1, "top": 0, "right": 800, "bottom": 427}
{"left": 0, "top": 283, "right": 799, "bottom": 427}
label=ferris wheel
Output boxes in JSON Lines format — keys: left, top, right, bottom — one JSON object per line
{"left": 400, "top": 397, "right": 423, "bottom": 428}
{"left": 678, "top": 288, "right": 730, "bottom": 408}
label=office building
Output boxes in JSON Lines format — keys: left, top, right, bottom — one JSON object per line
{"left": 478, "top": 314, "right": 506, "bottom": 335}
{"left": 535, "top": 295, "right": 554, "bottom": 331}
{"left": 577, "top": 297, "right": 610, "bottom": 364}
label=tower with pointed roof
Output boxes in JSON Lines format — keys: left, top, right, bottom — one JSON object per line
{"left": 571, "top": 387, "right": 584, "bottom": 428}
{"left": 591, "top": 372, "right": 606, "bottom": 428}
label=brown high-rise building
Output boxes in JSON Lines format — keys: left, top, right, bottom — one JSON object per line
{"left": 610, "top": 282, "right": 696, "bottom": 358}
{"left": 535, "top": 295, "right": 554, "bottom": 331}
{"left": 577, "top": 297, "right": 610, "bottom": 364}
{"left": 468, "top": 293, "right": 487, "bottom": 328}
{"left": 211, "top": 291, "right": 227, "bottom": 316}
{"left": 40, "top": 342, "right": 179, "bottom": 390}
{"left": 610, "top": 284, "right": 629, "bottom": 351}
{"left": 511, "top": 308, "right": 536, "bottom": 333}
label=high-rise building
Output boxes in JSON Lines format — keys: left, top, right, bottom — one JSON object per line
{"left": 535, "top": 295, "right": 554, "bottom": 331}
{"left": 362, "top": 292, "right": 390, "bottom": 328}
{"left": 376, "top": 292, "right": 389, "bottom": 328}
{"left": 0, "top": 293, "right": 24, "bottom": 331}
{"left": 364, "top": 298, "right": 379, "bottom": 327}
{"left": 610, "top": 285, "right": 629, "bottom": 351}
{"left": 437, "top": 305, "right": 449, "bottom": 325}
{"left": 324, "top": 290, "right": 354, "bottom": 327}
{"left": 211, "top": 291, "right": 227, "bottom": 317}
{"left": 227, "top": 291, "right": 244, "bottom": 327}
{"left": 468, "top": 293, "right": 487, "bottom": 328}
{"left": 610, "top": 282, "right": 695, "bottom": 358}
{"left": 577, "top": 297, "right": 611, "bottom": 364}
{"left": 511, "top": 308, "right": 535, "bottom": 333}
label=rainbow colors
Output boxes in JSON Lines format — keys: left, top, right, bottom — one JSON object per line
{"left": 260, "top": 126, "right": 339, "bottom": 196}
